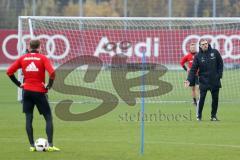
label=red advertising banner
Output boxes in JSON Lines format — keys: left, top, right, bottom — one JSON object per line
{"left": 1, "top": 29, "right": 240, "bottom": 66}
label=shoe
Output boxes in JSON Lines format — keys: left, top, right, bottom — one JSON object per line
{"left": 29, "top": 146, "right": 36, "bottom": 152}
{"left": 46, "top": 146, "right": 60, "bottom": 152}
{"left": 210, "top": 117, "right": 219, "bottom": 121}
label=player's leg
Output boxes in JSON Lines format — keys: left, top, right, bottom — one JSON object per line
{"left": 22, "top": 90, "right": 35, "bottom": 149}
{"left": 42, "top": 113, "right": 60, "bottom": 151}
{"left": 210, "top": 88, "right": 220, "bottom": 121}
{"left": 43, "top": 113, "right": 53, "bottom": 146}
{"left": 33, "top": 93, "right": 53, "bottom": 145}
{"left": 26, "top": 113, "right": 36, "bottom": 152}
{"left": 34, "top": 93, "right": 60, "bottom": 151}
{"left": 189, "top": 76, "right": 197, "bottom": 106}
{"left": 191, "top": 86, "right": 197, "bottom": 106}
{"left": 197, "top": 88, "right": 207, "bottom": 120}
{"left": 25, "top": 113, "right": 34, "bottom": 146}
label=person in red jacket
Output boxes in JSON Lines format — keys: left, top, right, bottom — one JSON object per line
{"left": 180, "top": 43, "right": 199, "bottom": 106}
{"left": 6, "top": 39, "right": 60, "bottom": 152}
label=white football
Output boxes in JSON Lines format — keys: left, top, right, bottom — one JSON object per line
{"left": 34, "top": 138, "right": 49, "bottom": 151}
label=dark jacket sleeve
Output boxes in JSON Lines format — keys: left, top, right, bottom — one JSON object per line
{"left": 9, "top": 74, "right": 21, "bottom": 87}
{"left": 187, "top": 55, "right": 199, "bottom": 83}
{"left": 216, "top": 50, "right": 223, "bottom": 79}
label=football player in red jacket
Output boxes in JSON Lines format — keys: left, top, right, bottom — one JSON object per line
{"left": 180, "top": 43, "right": 199, "bottom": 106}
{"left": 6, "top": 39, "right": 60, "bottom": 151}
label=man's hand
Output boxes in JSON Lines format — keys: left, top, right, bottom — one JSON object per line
{"left": 45, "top": 78, "right": 54, "bottom": 90}
{"left": 43, "top": 83, "right": 50, "bottom": 90}
{"left": 184, "top": 80, "right": 190, "bottom": 87}
{"left": 45, "top": 84, "right": 51, "bottom": 90}
{"left": 20, "top": 83, "right": 24, "bottom": 88}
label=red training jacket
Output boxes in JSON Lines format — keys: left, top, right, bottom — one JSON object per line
{"left": 180, "top": 52, "right": 196, "bottom": 69}
{"left": 6, "top": 52, "right": 55, "bottom": 93}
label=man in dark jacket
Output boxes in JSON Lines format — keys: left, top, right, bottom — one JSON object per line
{"left": 185, "top": 39, "right": 223, "bottom": 121}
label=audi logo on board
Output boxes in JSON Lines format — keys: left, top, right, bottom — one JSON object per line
{"left": 2, "top": 34, "right": 70, "bottom": 60}
{"left": 182, "top": 34, "right": 240, "bottom": 59}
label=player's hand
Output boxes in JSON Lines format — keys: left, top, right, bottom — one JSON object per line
{"left": 45, "top": 79, "right": 54, "bottom": 90}
{"left": 42, "top": 82, "right": 50, "bottom": 90}
{"left": 20, "top": 84, "right": 24, "bottom": 88}
{"left": 44, "top": 83, "right": 52, "bottom": 90}
{"left": 45, "top": 84, "right": 51, "bottom": 90}
{"left": 184, "top": 80, "right": 190, "bottom": 87}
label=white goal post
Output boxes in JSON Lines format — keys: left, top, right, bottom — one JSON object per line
{"left": 18, "top": 16, "right": 240, "bottom": 103}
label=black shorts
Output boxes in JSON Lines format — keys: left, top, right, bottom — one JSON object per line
{"left": 22, "top": 90, "right": 51, "bottom": 115}
{"left": 189, "top": 75, "right": 199, "bottom": 87}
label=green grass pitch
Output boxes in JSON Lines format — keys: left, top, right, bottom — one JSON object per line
{"left": 0, "top": 70, "right": 240, "bottom": 160}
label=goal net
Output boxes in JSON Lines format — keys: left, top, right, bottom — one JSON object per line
{"left": 18, "top": 17, "right": 240, "bottom": 104}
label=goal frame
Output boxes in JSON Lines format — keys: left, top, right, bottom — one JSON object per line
{"left": 17, "top": 16, "right": 240, "bottom": 102}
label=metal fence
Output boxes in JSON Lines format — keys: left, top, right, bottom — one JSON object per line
{"left": 0, "top": 0, "right": 240, "bottom": 29}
